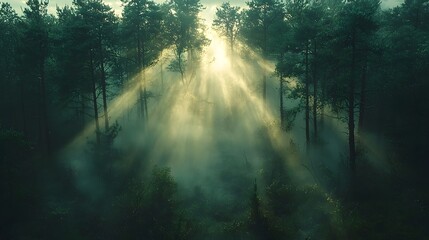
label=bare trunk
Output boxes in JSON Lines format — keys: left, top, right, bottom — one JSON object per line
{"left": 178, "top": 52, "right": 185, "bottom": 84}
{"left": 90, "top": 50, "right": 100, "bottom": 144}
{"left": 358, "top": 61, "right": 367, "bottom": 134}
{"left": 80, "top": 91, "right": 86, "bottom": 128}
{"left": 39, "top": 52, "right": 50, "bottom": 154}
{"left": 312, "top": 40, "right": 318, "bottom": 142}
{"left": 305, "top": 42, "right": 310, "bottom": 148}
{"left": 144, "top": 87, "right": 148, "bottom": 121}
{"left": 100, "top": 62, "right": 109, "bottom": 131}
{"left": 160, "top": 51, "right": 164, "bottom": 91}
{"left": 143, "top": 73, "right": 148, "bottom": 121}
{"left": 262, "top": 20, "right": 267, "bottom": 103}
{"left": 279, "top": 52, "right": 285, "bottom": 129}
{"left": 230, "top": 35, "right": 234, "bottom": 53}
{"left": 142, "top": 42, "right": 148, "bottom": 121}
{"left": 99, "top": 39, "right": 109, "bottom": 131}
{"left": 320, "top": 74, "right": 326, "bottom": 128}
{"left": 20, "top": 78, "right": 28, "bottom": 136}
{"left": 139, "top": 84, "right": 145, "bottom": 119}
{"left": 187, "top": 48, "right": 195, "bottom": 86}
{"left": 137, "top": 34, "right": 145, "bottom": 119}
{"left": 263, "top": 74, "right": 267, "bottom": 103}
{"left": 349, "top": 32, "right": 357, "bottom": 190}
{"left": 280, "top": 73, "right": 284, "bottom": 129}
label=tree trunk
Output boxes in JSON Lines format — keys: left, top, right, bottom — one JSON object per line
{"left": 320, "top": 76, "right": 325, "bottom": 128}
{"left": 39, "top": 51, "right": 50, "bottom": 154}
{"left": 144, "top": 87, "right": 148, "bottom": 121}
{"left": 143, "top": 75, "right": 149, "bottom": 121}
{"left": 19, "top": 77, "right": 28, "bottom": 137}
{"left": 139, "top": 84, "right": 145, "bottom": 119}
{"left": 160, "top": 51, "right": 164, "bottom": 91}
{"left": 312, "top": 40, "right": 318, "bottom": 142}
{"left": 262, "top": 20, "right": 268, "bottom": 103}
{"left": 90, "top": 50, "right": 100, "bottom": 144}
{"left": 230, "top": 33, "right": 234, "bottom": 54}
{"left": 279, "top": 52, "right": 285, "bottom": 129}
{"left": 99, "top": 39, "right": 109, "bottom": 131}
{"left": 178, "top": 52, "right": 185, "bottom": 84}
{"left": 280, "top": 73, "right": 284, "bottom": 129}
{"left": 137, "top": 33, "right": 145, "bottom": 119}
{"left": 142, "top": 43, "right": 149, "bottom": 121}
{"left": 305, "top": 41, "right": 310, "bottom": 148}
{"left": 100, "top": 62, "right": 109, "bottom": 131}
{"left": 358, "top": 61, "right": 367, "bottom": 134}
{"left": 349, "top": 32, "right": 357, "bottom": 189}
{"left": 80, "top": 91, "right": 86, "bottom": 129}
{"left": 263, "top": 74, "right": 267, "bottom": 103}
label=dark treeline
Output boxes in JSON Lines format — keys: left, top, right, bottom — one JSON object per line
{"left": 1, "top": 0, "right": 428, "bottom": 239}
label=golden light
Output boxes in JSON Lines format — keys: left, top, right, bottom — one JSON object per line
{"left": 206, "top": 31, "right": 230, "bottom": 71}
{"left": 57, "top": 19, "right": 348, "bottom": 230}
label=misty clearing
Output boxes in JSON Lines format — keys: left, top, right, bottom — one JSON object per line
{"left": 1, "top": 0, "right": 428, "bottom": 239}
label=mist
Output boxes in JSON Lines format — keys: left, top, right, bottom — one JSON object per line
{"left": 1, "top": 0, "right": 428, "bottom": 239}
{"left": 56, "top": 28, "right": 371, "bottom": 238}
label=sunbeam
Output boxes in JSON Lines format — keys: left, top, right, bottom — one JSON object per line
{"left": 4, "top": 0, "right": 427, "bottom": 239}
{"left": 57, "top": 21, "right": 353, "bottom": 240}
{"left": 61, "top": 27, "right": 314, "bottom": 188}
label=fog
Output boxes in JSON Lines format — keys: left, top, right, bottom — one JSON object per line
{"left": 54, "top": 28, "right": 363, "bottom": 238}
{"left": 62, "top": 30, "right": 291, "bottom": 193}
{"left": 3, "top": 0, "right": 428, "bottom": 238}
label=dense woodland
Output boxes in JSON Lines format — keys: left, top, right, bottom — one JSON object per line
{"left": 1, "top": 0, "right": 428, "bottom": 239}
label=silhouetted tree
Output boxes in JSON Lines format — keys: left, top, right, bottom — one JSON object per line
{"left": 0, "top": 3, "right": 22, "bottom": 131}
{"left": 0, "top": 127, "right": 39, "bottom": 239}
{"left": 212, "top": 2, "right": 241, "bottom": 52}
{"left": 116, "top": 166, "right": 195, "bottom": 239}
{"left": 73, "top": 0, "right": 118, "bottom": 143}
{"left": 330, "top": 0, "right": 380, "bottom": 188}
{"left": 242, "top": 0, "right": 284, "bottom": 102}
{"left": 54, "top": 6, "right": 93, "bottom": 131}
{"left": 164, "top": 0, "right": 208, "bottom": 85}
{"left": 248, "top": 181, "right": 273, "bottom": 239}
{"left": 282, "top": 0, "right": 326, "bottom": 146}
{"left": 20, "top": 0, "right": 52, "bottom": 154}
{"left": 121, "top": 0, "right": 163, "bottom": 120}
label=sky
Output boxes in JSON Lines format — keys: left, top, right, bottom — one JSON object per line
{"left": 7, "top": 0, "right": 404, "bottom": 20}
{"left": 6, "top": 0, "right": 241, "bottom": 23}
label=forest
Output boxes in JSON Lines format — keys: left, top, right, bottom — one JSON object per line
{"left": 0, "top": 0, "right": 428, "bottom": 239}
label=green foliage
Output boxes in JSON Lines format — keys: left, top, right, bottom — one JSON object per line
{"left": 213, "top": 2, "right": 242, "bottom": 50}
{"left": 0, "top": 126, "right": 32, "bottom": 161}
{"left": 21, "top": 0, "right": 50, "bottom": 72}
{"left": 164, "top": 0, "right": 209, "bottom": 82}
{"left": 1, "top": 0, "right": 429, "bottom": 239}
{"left": 0, "top": 126, "right": 40, "bottom": 238}
{"left": 114, "top": 166, "right": 195, "bottom": 240}
{"left": 248, "top": 181, "right": 275, "bottom": 240}
{"left": 100, "top": 120, "right": 121, "bottom": 147}
{"left": 121, "top": 0, "right": 163, "bottom": 73}
{"left": 54, "top": 5, "right": 92, "bottom": 105}
{"left": 265, "top": 181, "right": 345, "bottom": 239}
{"left": 0, "top": 3, "right": 21, "bottom": 129}
{"left": 241, "top": 0, "right": 285, "bottom": 55}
